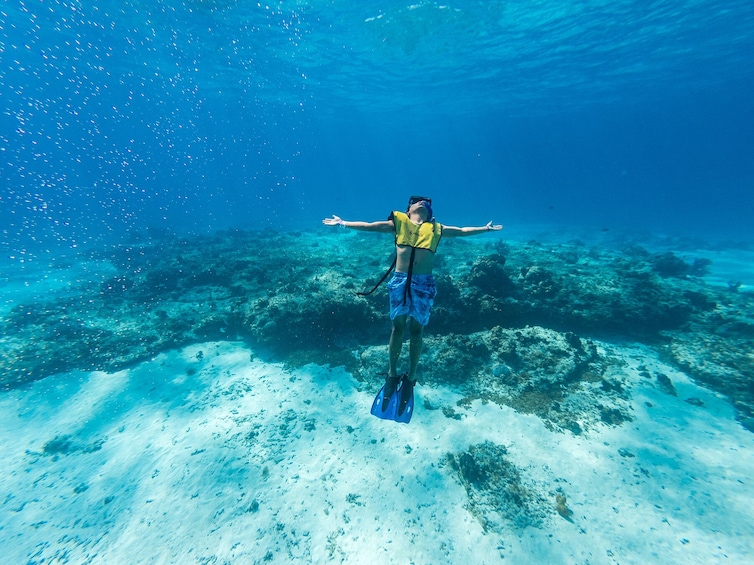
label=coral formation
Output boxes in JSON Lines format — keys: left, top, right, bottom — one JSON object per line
{"left": 446, "top": 441, "right": 549, "bottom": 531}
{"left": 1, "top": 228, "right": 752, "bottom": 429}
{"left": 358, "top": 324, "right": 631, "bottom": 433}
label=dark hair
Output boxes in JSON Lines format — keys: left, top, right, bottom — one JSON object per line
{"left": 407, "top": 195, "right": 432, "bottom": 211}
{"left": 406, "top": 196, "right": 433, "bottom": 219}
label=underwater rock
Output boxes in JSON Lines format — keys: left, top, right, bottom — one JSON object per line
{"left": 446, "top": 441, "right": 548, "bottom": 531}
{"left": 664, "top": 329, "right": 754, "bottom": 428}
{"left": 519, "top": 265, "right": 559, "bottom": 297}
{"left": 659, "top": 283, "right": 754, "bottom": 428}
{"left": 599, "top": 405, "right": 632, "bottom": 425}
{"left": 244, "top": 291, "right": 379, "bottom": 354}
{"left": 453, "top": 241, "right": 701, "bottom": 339}
{"left": 555, "top": 493, "right": 574, "bottom": 521}
{"left": 728, "top": 280, "right": 743, "bottom": 292}
{"left": 651, "top": 252, "right": 691, "bottom": 278}
{"left": 43, "top": 435, "right": 76, "bottom": 455}
{"left": 683, "top": 290, "right": 717, "bottom": 311}
{"left": 428, "top": 274, "right": 466, "bottom": 332}
{"left": 425, "top": 333, "right": 491, "bottom": 386}
{"left": 655, "top": 373, "right": 678, "bottom": 396}
{"left": 1, "top": 225, "right": 749, "bottom": 435}
{"left": 39, "top": 434, "right": 106, "bottom": 457}
{"left": 690, "top": 257, "right": 712, "bottom": 277}
{"left": 466, "top": 254, "right": 517, "bottom": 299}
{"left": 354, "top": 324, "right": 631, "bottom": 433}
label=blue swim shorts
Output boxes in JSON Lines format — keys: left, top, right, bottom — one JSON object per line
{"left": 387, "top": 272, "right": 437, "bottom": 326}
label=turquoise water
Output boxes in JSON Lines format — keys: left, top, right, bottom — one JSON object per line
{"left": 2, "top": 1, "right": 754, "bottom": 563}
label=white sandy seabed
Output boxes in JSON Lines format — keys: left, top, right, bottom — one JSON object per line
{"left": 1, "top": 340, "right": 753, "bottom": 565}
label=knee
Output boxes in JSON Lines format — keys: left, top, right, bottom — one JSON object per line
{"left": 409, "top": 319, "right": 424, "bottom": 338}
{"left": 392, "top": 318, "right": 406, "bottom": 335}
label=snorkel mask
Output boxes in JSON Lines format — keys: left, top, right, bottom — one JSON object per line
{"left": 407, "top": 195, "right": 433, "bottom": 219}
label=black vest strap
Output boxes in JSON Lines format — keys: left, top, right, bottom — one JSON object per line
{"left": 402, "top": 247, "right": 416, "bottom": 305}
{"left": 356, "top": 255, "right": 396, "bottom": 297}
{"left": 357, "top": 247, "right": 418, "bottom": 301}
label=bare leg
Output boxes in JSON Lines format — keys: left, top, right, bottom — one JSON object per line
{"left": 407, "top": 317, "right": 424, "bottom": 380}
{"left": 388, "top": 315, "right": 407, "bottom": 378}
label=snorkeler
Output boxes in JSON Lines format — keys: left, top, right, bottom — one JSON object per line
{"left": 323, "top": 196, "right": 502, "bottom": 423}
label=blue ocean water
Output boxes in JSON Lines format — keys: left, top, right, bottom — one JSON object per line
{"left": 2, "top": 0, "right": 754, "bottom": 261}
{"left": 3, "top": 3, "right": 754, "bottom": 562}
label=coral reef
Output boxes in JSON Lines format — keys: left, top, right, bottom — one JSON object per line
{"left": 1, "top": 228, "right": 752, "bottom": 430}
{"left": 446, "top": 441, "right": 549, "bottom": 531}
{"left": 356, "top": 325, "right": 632, "bottom": 433}
{"left": 455, "top": 242, "right": 700, "bottom": 339}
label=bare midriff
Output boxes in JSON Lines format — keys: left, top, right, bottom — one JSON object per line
{"left": 395, "top": 244, "right": 435, "bottom": 275}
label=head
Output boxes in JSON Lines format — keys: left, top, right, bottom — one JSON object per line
{"left": 406, "top": 195, "right": 433, "bottom": 220}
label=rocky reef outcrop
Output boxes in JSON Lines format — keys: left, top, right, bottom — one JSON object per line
{"left": 1, "top": 228, "right": 752, "bottom": 429}
{"left": 357, "top": 325, "right": 631, "bottom": 434}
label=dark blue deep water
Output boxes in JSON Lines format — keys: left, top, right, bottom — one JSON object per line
{"left": 2, "top": 0, "right": 754, "bottom": 259}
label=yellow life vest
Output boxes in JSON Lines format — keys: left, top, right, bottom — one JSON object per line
{"left": 391, "top": 210, "right": 442, "bottom": 252}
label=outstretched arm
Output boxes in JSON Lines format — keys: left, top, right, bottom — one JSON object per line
{"left": 442, "top": 221, "right": 503, "bottom": 238}
{"left": 322, "top": 215, "right": 394, "bottom": 233}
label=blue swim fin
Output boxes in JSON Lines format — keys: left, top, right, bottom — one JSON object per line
{"left": 394, "top": 376, "right": 415, "bottom": 424}
{"left": 371, "top": 379, "right": 399, "bottom": 420}
{"left": 371, "top": 375, "right": 414, "bottom": 424}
